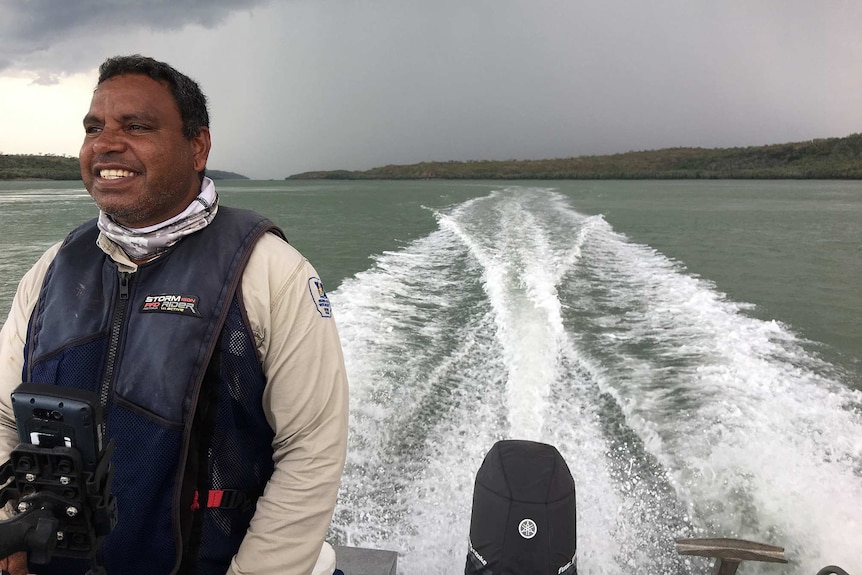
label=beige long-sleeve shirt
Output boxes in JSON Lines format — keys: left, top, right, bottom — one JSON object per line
{"left": 0, "top": 228, "right": 349, "bottom": 575}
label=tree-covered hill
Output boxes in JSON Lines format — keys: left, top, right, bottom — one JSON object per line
{"left": 0, "top": 155, "right": 249, "bottom": 180}
{"left": 0, "top": 154, "right": 81, "bottom": 180}
{"left": 6, "top": 133, "right": 862, "bottom": 181}
{"left": 288, "top": 133, "right": 862, "bottom": 180}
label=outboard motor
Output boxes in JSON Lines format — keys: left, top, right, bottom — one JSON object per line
{"left": 466, "top": 440, "right": 577, "bottom": 575}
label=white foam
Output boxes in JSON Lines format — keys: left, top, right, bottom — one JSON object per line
{"left": 568, "top": 212, "right": 862, "bottom": 573}
{"left": 329, "top": 187, "right": 862, "bottom": 574}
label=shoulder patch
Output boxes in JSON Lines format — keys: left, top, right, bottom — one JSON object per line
{"left": 307, "top": 277, "right": 332, "bottom": 318}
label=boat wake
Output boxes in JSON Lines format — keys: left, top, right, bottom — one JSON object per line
{"left": 329, "top": 187, "right": 862, "bottom": 574}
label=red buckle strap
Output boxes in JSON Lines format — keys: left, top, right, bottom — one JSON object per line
{"left": 190, "top": 489, "right": 247, "bottom": 510}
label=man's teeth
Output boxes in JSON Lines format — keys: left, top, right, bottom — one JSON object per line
{"left": 100, "top": 169, "right": 135, "bottom": 179}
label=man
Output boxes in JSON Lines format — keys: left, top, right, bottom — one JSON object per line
{"left": 0, "top": 55, "right": 348, "bottom": 575}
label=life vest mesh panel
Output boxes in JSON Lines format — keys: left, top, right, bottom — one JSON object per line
{"left": 101, "top": 401, "right": 183, "bottom": 574}
{"left": 197, "top": 296, "right": 274, "bottom": 571}
{"left": 25, "top": 336, "right": 108, "bottom": 391}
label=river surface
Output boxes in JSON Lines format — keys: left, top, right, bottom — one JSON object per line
{"left": 1, "top": 179, "right": 860, "bottom": 574}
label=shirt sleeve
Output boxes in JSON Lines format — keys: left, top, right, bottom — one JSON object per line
{"left": 229, "top": 232, "right": 349, "bottom": 575}
{"left": 0, "top": 243, "right": 62, "bottom": 520}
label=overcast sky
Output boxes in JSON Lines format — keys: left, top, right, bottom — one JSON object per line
{"left": 2, "top": 0, "right": 862, "bottom": 179}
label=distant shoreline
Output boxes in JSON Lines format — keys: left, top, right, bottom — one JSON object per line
{"left": 0, "top": 156, "right": 249, "bottom": 181}
{"left": 4, "top": 133, "right": 862, "bottom": 181}
{"left": 287, "top": 133, "right": 862, "bottom": 181}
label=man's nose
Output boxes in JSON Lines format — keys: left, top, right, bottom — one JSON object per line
{"left": 91, "top": 127, "right": 127, "bottom": 155}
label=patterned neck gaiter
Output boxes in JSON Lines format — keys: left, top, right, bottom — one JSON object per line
{"left": 97, "top": 177, "right": 219, "bottom": 261}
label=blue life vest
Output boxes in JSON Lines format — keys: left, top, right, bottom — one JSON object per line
{"left": 23, "top": 206, "right": 284, "bottom": 574}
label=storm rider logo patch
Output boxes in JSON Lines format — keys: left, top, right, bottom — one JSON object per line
{"left": 140, "top": 294, "right": 201, "bottom": 317}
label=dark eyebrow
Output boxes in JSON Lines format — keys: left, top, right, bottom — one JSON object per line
{"left": 82, "top": 112, "right": 161, "bottom": 126}
{"left": 120, "top": 112, "right": 161, "bottom": 125}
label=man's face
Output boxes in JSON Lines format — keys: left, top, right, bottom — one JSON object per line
{"left": 79, "top": 74, "right": 210, "bottom": 228}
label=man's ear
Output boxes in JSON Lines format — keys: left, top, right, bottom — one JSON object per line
{"left": 192, "top": 126, "right": 211, "bottom": 173}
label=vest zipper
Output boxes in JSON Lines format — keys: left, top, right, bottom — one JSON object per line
{"left": 100, "top": 270, "right": 131, "bottom": 415}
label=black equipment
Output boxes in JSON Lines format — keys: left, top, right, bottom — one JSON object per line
{"left": 466, "top": 440, "right": 577, "bottom": 575}
{"left": 463, "top": 440, "right": 852, "bottom": 575}
{"left": 0, "top": 384, "right": 117, "bottom": 575}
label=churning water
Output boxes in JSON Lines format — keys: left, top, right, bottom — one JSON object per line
{"left": 1, "top": 181, "right": 859, "bottom": 574}
{"left": 328, "top": 188, "right": 861, "bottom": 574}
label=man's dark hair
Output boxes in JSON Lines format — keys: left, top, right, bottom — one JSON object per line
{"left": 98, "top": 54, "right": 210, "bottom": 140}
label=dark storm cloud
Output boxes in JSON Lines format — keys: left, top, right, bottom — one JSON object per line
{"left": 3, "top": 0, "right": 862, "bottom": 177}
{"left": 0, "top": 0, "right": 271, "bottom": 80}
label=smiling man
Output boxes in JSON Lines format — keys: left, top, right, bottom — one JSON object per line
{"left": 0, "top": 55, "right": 348, "bottom": 575}
{"left": 81, "top": 71, "right": 209, "bottom": 229}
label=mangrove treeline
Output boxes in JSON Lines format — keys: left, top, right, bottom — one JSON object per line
{"left": 287, "top": 133, "right": 862, "bottom": 180}
{"left": 0, "top": 154, "right": 249, "bottom": 181}
{"left": 6, "top": 133, "right": 862, "bottom": 181}
{"left": 0, "top": 154, "right": 81, "bottom": 180}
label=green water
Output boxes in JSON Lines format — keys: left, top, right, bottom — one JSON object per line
{"left": 219, "top": 179, "right": 862, "bottom": 384}
{"left": 546, "top": 180, "right": 862, "bottom": 380}
{"left": 1, "top": 179, "right": 860, "bottom": 573}
{"left": 1, "top": 179, "right": 859, "bottom": 385}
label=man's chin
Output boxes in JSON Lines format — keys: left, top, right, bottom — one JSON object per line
{"left": 97, "top": 204, "right": 147, "bottom": 227}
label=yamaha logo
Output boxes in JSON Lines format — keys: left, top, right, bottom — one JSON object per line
{"left": 518, "top": 518, "right": 537, "bottom": 539}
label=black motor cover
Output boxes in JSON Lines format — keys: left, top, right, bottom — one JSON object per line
{"left": 465, "top": 440, "right": 577, "bottom": 575}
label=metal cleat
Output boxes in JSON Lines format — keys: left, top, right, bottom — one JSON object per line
{"left": 676, "top": 537, "right": 787, "bottom": 575}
